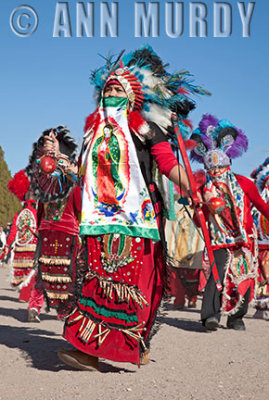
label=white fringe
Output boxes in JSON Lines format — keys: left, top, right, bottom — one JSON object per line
{"left": 17, "top": 268, "right": 36, "bottom": 291}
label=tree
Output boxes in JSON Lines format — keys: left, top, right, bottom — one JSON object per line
{"left": 0, "top": 146, "right": 21, "bottom": 226}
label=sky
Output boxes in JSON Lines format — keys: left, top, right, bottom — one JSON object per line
{"left": 1, "top": 0, "right": 269, "bottom": 178}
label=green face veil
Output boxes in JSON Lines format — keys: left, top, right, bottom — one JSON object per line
{"left": 102, "top": 97, "right": 128, "bottom": 109}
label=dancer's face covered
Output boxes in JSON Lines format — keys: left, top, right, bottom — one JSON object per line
{"left": 103, "top": 83, "right": 127, "bottom": 98}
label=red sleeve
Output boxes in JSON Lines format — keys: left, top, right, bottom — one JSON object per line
{"left": 236, "top": 175, "right": 269, "bottom": 220}
{"left": 6, "top": 212, "right": 18, "bottom": 246}
{"left": 150, "top": 142, "right": 179, "bottom": 178}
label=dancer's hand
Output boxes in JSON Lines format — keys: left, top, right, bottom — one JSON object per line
{"left": 42, "top": 132, "right": 60, "bottom": 155}
{"left": 189, "top": 190, "right": 203, "bottom": 210}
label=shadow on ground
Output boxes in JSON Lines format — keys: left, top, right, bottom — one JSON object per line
{"left": 0, "top": 295, "right": 21, "bottom": 303}
{"left": 0, "top": 325, "right": 136, "bottom": 373}
{"left": 160, "top": 316, "right": 207, "bottom": 333}
{"left": 0, "top": 306, "right": 58, "bottom": 323}
{"left": 0, "top": 325, "right": 71, "bottom": 371}
{"left": 163, "top": 302, "right": 201, "bottom": 314}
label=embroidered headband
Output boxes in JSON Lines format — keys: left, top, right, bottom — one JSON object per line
{"left": 102, "top": 62, "right": 144, "bottom": 111}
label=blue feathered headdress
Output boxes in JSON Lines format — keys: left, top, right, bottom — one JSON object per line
{"left": 90, "top": 45, "right": 210, "bottom": 137}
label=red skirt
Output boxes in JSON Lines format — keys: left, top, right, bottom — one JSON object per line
{"left": 63, "top": 234, "right": 165, "bottom": 365}
{"left": 38, "top": 230, "right": 78, "bottom": 315}
{"left": 11, "top": 248, "right": 36, "bottom": 287}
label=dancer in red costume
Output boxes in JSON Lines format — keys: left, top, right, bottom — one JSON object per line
{"left": 4, "top": 170, "right": 38, "bottom": 303}
{"left": 42, "top": 46, "right": 210, "bottom": 371}
{"left": 26, "top": 126, "right": 81, "bottom": 321}
{"left": 190, "top": 114, "right": 269, "bottom": 331}
{"left": 251, "top": 158, "right": 269, "bottom": 319}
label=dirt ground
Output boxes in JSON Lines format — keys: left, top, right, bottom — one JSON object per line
{"left": 0, "top": 264, "right": 268, "bottom": 400}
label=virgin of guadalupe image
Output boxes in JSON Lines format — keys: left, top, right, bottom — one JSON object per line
{"left": 91, "top": 124, "right": 127, "bottom": 216}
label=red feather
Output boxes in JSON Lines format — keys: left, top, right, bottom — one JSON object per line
{"left": 184, "top": 139, "right": 198, "bottom": 151}
{"left": 84, "top": 109, "right": 100, "bottom": 133}
{"left": 182, "top": 119, "right": 193, "bottom": 129}
{"left": 193, "top": 169, "right": 206, "bottom": 189}
{"left": 178, "top": 87, "right": 189, "bottom": 95}
{"left": 128, "top": 110, "right": 148, "bottom": 134}
{"left": 8, "top": 170, "right": 30, "bottom": 201}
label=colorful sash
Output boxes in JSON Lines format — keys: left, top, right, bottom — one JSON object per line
{"left": 80, "top": 97, "right": 160, "bottom": 240}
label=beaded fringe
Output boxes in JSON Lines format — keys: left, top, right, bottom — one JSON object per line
{"left": 13, "top": 261, "right": 34, "bottom": 268}
{"left": 12, "top": 277, "right": 27, "bottom": 285}
{"left": 39, "top": 256, "right": 71, "bottom": 266}
{"left": 86, "top": 271, "right": 149, "bottom": 308}
{"left": 14, "top": 245, "right": 36, "bottom": 252}
{"left": 46, "top": 292, "right": 69, "bottom": 300}
{"left": 41, "top": 273, "right": 72, "bottom": 283}
{"left": 67, "top": 307, "right": 146, "bottom": 348}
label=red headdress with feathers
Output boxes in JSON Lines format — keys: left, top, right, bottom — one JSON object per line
{"left": 102, "top": 61, "right": 144, "bottom": 111}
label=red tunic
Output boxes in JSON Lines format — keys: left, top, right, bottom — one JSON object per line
{"left": 196, "top": 174, "right": 269, "bottom": 249}
{"left": 37, "top": 185, "right": 81, "bottom": 235}
{"left": 63, "top": 125, "right": 178, "bottom": 364}
{"left": 36, "top": 185, "right": 81, "bottom": 315}
{"left": 7, "top": 199, "right": 38, "bottom": 301}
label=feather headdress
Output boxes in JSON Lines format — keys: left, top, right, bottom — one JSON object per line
{"left": 251, "top": 157, "right": 269, "bottom": 191}
{"left": 190, "top": 114, "right": 248, "bottom": 169}
{"left": 90, "top": 45, "right": 210, "bottom": 139}
{"left": 26, "top": 126, "right": 78, "bottom": 202}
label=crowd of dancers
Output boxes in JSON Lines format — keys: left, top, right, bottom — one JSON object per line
{"left": 0, "top": 45, "right": 268, "bottom": 371}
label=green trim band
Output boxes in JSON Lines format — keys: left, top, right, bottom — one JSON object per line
{"left": 79, "top": 297, "right": 139, "bottom": 323}
{"left": 79, "top": 223, "right": 160, "bottom": 241}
